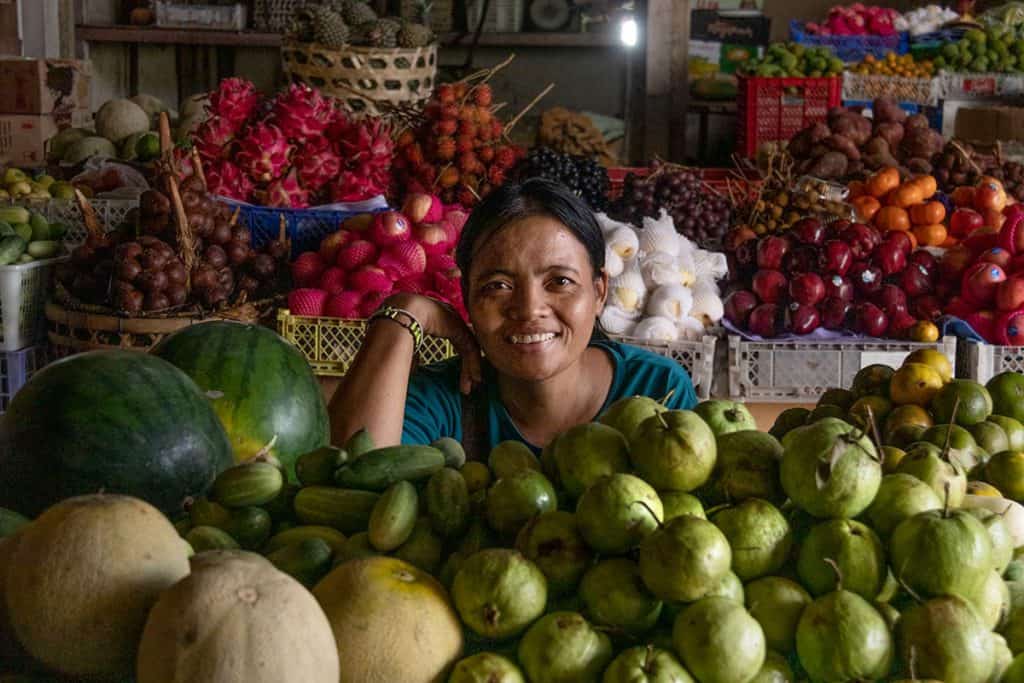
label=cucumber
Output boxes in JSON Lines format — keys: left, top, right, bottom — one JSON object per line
{"left": 266, "top": 538, "right": 333, "bottom": 587}
{"left": 211, "top": 462, "right": 284, "bottom": 508}
{"left": 16, "top": 254, "right": 33, "bottom": 264}
{"left": 11, "top": 224, "right": 31, "bottom": 243}
{"left": 333, "top": 531, "right": 378, "bottom": 566}
{"left": 0, "top": 221, "right": 14, "bottom": 237}
{"left": 293, "top": 486, "right": 379, "bottom": 534}
{"left": 432, "top": 437, "right": 467, "bottom": 469}
{"left": 262, "top": 482, "right": 300, "bottom": 523}
{"left": 0, "top": 507, "right": 30, "bottom": 537}
{"left": 189, "top": 497, "right": 232, "bottom": 528}
{"left": 218, "top": 506, "right": 273, "bottom": 550}
{"left": 185, "top": 525, "right": 240, "bottom": 552}
{"left": 425, "top": 468, "right": 470, "bottom": 539}
{"left": 0, "top": 207, "right": 29, "bottom": 225}
{"left": 27, "top": 240, "right": 60, "bottom": 259}
{"left": 368, "top": 481, "right": 419, "bottom": 552}
{"left": 334, "top": 445, "right": 445, "bottom": 491}
{"left": 345, "top": 428, "right": 376, "bottom": 459}
{"left": 489, "top": 440, "right": 541, "bottom": 479}
{"left": 0, "top": 236, "right": 27, "bottom": 265}
{"left": 394, "top": 518, "right": 443, "bottom": 574}
{"left": 29, "top": 213, "right": 49, "bottom": 241}
{"left": 264, "top": 525, "right": 348, "bottom": 557}
{"left": 296, "top": 445, "right": 348, "bottom": 487}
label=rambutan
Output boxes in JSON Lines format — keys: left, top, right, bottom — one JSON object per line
{"left": 473, "top": 85, "right": 492, "bottom": 107}
{"left": 458, "top": 153, "right": 480, "bottom": 174}
{"left": 437, "top": 84, "right": 456, "bottom": 105}
{"left": 439, "top": 167, "right": 460, "bottom": 188}
{"left": 435, "top": 137, "right": 456, "bottom": 161}
{"left": 478, "top": 146, "right": 495, "bottom": 163}
{"left": 435, "top": 119, "right": 458, "bottom": 137}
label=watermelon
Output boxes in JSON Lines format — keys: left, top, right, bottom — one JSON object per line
{"left": 152, "top": 321, "right": 329, "bottom": 480}
{"left": 0, "top": 351, "right": 233, "bottom": 518}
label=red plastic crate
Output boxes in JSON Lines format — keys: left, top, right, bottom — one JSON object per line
{"left": 736, "top": 75, "right": 842, "bottom": 158}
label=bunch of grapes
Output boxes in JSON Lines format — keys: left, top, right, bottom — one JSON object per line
{"left": 610, "top": 162, "right": 733, "bottom": 247}
{"left": 515, "top": 147, "right": 610, "bottom": 211}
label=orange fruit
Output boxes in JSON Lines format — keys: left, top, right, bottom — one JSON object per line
{"left": 853, "top": 196, "right": 881, "bottom": 222}
{"left": 911, "top": 223, "right": 947, "bottom": 247}
{"left": 909, "top": 320, "right": 940, "bottom": 344}
{"left": 884, "top": 404, "right": 934, "bottom": 444}
{"left": 866, "top": 167, "right": 900, "bottom": 199}
{"left": 874, "top": 206, "right": 911, "bottom": 232}
{"left": 889, "top": 362, "right": 944, "bottom": 406}
{"left": 909, "top": 201, "right": 946, "bottom": 225}
{"left": 904, "top": 348, "right": 952, "bottom": 383}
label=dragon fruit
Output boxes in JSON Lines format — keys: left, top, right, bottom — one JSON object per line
{"left": 207, "top": 77, "right": 261, "bottom": 125}
{"left": 206, "top": 160, "right": 255, "bottom": 201}
{"left": 264, "top": 168, "right": 310, "bottom": 208}
{"left": 236, "top": 123, "right": 293, "bottom": 183}
{"left": 272, "top": 83, "right": 333, "bottom": 141}
{"left": 193, "top": 116, "right": 239, "bottom": 160}
{"left": 297, "top": 137, "right": 342, "bottom": 193}
{"left": 331, "top": 119, "right": 394, "bottom": 201}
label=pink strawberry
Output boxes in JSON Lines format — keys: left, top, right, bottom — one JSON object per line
{"left": 359, "top": 290, "right": 391, "bottom": 318}
{"left": 291, "top": 251, "right": 326, "bottom": 288}
{"left": 288, "top": 288, "right": 328, "bottom": 316}
{"left": 324, "top": 291, "right": 363, "bottom": 318}
{"left": 443, "top": 206, "right": 470, "bottom": 233}
{"left": 319, "top": 229, "right": 356, "bottom": 265}
{"left": 369, "top": 211, "right": 412, "bottom": 247}
{"left": 426, "top": 252, "right": 459, "bottom": 276}
{"left": 414, "top": 222, "right": 453, "bottom": 257}
{"left": 350, "top": 265, "right": 394, "bottom": 294}
{"left": 394, "top": 274, "right": 432, "bottom": 295}
{"left": 387, "top": 241, "right": 427, "bottom": 277}
{"left": 319, "top": 267, "right": 347, "bottom": 295}
{"left": 337, "top": 240, "right": 379, "bottom": 271}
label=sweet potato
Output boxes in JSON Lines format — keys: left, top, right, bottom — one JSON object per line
{"left": 825, "top": 134, "right": 861, "bottom": 161}
{"left": 788, "top": 129, "right": 814, "bottom": 159}
{"left": 809, "top": 122, "right": 831, "bottom": 144}
{"left": 863, "top": 137, "right": 899, "bottom": 170}
{"left": 810, "top": 144, "right": 830, "bottom": 158}
{"left": 873, "top": 96, "right": 907, "bottom": 125}
{"left": 874, "top": 121, "right": 905, "bottom": 150}
{"left": 902, "top": 128, "right": 943, "bottom": 160}
{"left": 864, "top": 136, "right": 892, "bottom": 157}
{"left": 847, "top": 159, "right": 865, "bottom": 177}
{"left": 831, "top": 114, "right": 872, "bottom": 147}
{"left": 807, "top": 151, "right": 849, "bottom": 179}
{"left": 905, "top": 113, "right": 930, "bottom": 131}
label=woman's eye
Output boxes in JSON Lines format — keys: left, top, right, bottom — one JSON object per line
{"left": 482, "top": 281, "right": 510, "bottom": 292}
{"left": 551, "top": 276, "right": 573, "bottom": 287}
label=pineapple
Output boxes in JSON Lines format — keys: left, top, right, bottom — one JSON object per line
{"left": 397, "top": 21, "right": 434, "bottom": 48}
{"left": 313, "top": 7, "right": 351, "bottom": 48}
{"left": 287, "top": 6, "right": 317, "bottom": 42}
{"left": 342, "top": 0, "right": 378, "bottom": 28}
{"left": 356, "top": 18, "right": 402, "bottom": 48}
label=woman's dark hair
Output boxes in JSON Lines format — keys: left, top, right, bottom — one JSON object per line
{"left": 455, "top": 178, "right": 606, "bottom": 298}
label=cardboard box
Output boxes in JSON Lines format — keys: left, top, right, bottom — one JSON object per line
{"left": 689, "top": 10, "right": 770, "bottom": 100}
{"left": 954, "top": 105, "right": 1024, "bottom": 145}
{"left": 0, "top": 58, "right": 93, "bottom": 116}
{"left": 0, "top": 112, "right": 92, "bottom": 167}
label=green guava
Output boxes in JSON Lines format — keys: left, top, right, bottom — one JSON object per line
{"left": 694, "top": 400, "right": 756, "bottom": 437}
{"left": 515, "top": 510, "right": 592, "bottom": 597}
{"left": 896, "top": 595, "right": 994, "bottom": 683}
{"left": 965, "top": 569, "right": 1010, "bottom": 631}
{"left": 600, "top": 395, "right": 667, "bottom": 444}
{"left": 660, "top": 491, "right": 705, "bottom": 521}
{"left": 486, "top": 469, "right": 557, "bottom": 537}
{"left": 448, "top": 652, "right": 526, "bottom": 683}
{"left": 796, "top": 587, "right": 893, "bottom": 681}
{"left": 630, "top": 410, "right": 717, "bottom": 492}
{"left": 576, "top": 473, "right": 663, "bottom": 555}
{"left": 579, "top": 558, "right": 662, "bottom": 636}
{"left": 744, "top": 576, "right": 811, "bottom": 653}
{"left": 965, "top": 507, "right": 1014, "bottom": 574}
{"left": 452, "top": 548, "right": 548, "bottom": 640}
{"left": 748, "top": 650, "right": 794, "bottom": 683}
{"left": 895, "top": 441, "right": 968, "bottom": 507}
{"left": 797, "top": 518, "right": 886, "bottom": 600}
{"left": 704, "top": 571, "right": 744, "bottom": 604}
{"left": 551, "top": 423, "right": 630, "bottom": 498}
{"left": 890, "top": 508, "right": 993, "bottom": 600}
{"left": 863, "top": 473, "right": 942, "bottom": 540}
{"left": 710, "top": 498, "right": 792, "bottom": 581}
{"left": 517, "top": 612, "right": 613, "bottom": 683}
{"left": 488, "top": 440, "right": 541, "bottom": 479}
{"left": 638, "top": 516, "right": 731, "bottom": 602}
{"left": 1000, "top": 580, "right": 1024, "bottom": 654}
{"left": 707, "top": 431, "right": 784, "bottom": 505}
{"left": 673, "top": 597, "right": 765, "bottom": 683}
{"left": 602, "top": 645, "right": 694, "bottom": 683}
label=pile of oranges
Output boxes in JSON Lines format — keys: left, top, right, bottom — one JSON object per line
{"left": 849, "top": 167, "right": 950, "bottom": 248}
{"left": 851, "top": 53, "right": 935, "bottom": 78}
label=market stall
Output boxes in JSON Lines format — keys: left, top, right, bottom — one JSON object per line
{"left": 8, "top": 0, "right": 1024, "bottom": 681}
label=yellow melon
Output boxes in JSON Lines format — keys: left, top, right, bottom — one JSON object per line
{"left": 5, "top": 495, "right": 190, "bottom": 679}
{"left": 313, "top": 556, "right": 463, "bottom": 683}
{"left": 137, "top": 550, "right": 338, "bottom": 683}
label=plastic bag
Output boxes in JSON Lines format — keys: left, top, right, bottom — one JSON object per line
{"left": 71, "top": 158, "right": 150, "bottom": 200}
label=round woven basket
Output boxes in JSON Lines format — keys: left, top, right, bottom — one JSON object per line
{"left": 281, "top": 39, "right": 437, "bottom": 115}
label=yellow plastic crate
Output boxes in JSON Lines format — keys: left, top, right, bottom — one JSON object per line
{"left": 278, "top": 309, "right": 455, "bottom": 377}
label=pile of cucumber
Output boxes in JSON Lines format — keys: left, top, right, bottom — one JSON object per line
{"left": 0, "top": 207, "right": 67, "bottom": 266}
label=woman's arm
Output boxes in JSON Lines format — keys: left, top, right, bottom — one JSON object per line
{"left": 328, "top": 293, "right": 482, "bottom": 447}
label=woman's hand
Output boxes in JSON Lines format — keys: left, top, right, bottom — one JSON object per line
{"left": 386, "top": 293, "right": 483, "bottom": 395}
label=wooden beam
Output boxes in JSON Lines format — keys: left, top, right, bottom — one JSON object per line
{"left": 642, "top": 0, "right": 672, "bottom": 160}
{"left": 0, "top": 0, "right": 21, "bottom": 55}
{"left": 668, "top": 0, "right": 689, "bottom": 162}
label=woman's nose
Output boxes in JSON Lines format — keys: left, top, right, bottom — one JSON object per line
{"left": 506, "top": 281, "right": 546, "bottom": 320}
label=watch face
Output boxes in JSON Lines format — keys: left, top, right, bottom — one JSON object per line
{"left": 529, "top": 0, "right": 572, "bottom": 30}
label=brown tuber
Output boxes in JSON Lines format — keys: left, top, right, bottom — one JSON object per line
{"left": 873, "top": 96, "right": 907, "bottom": 125}
{"left": 807, "top": 151, "right": 849, "bottom": 179}
{"left": 825, "top": 134, "right": 861, "bottom": 161}
{"left": 874, "top": 122, "right": 905, "bottom": 150}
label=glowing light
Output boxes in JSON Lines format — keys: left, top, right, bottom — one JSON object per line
{"left": 620, "top": 18, "right": 638, "bottom": 47}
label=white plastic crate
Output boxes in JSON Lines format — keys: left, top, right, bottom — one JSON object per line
{"left": 727, "top": 335, "right": 958, "bottom": 402}
{"left": 466, "top": 0, "right": 523, "bottom": 32}
{"left": 610, "top": 334, "right": 718, "bottom": 400}
{"left": 0, "top": 345, "right": 48, "bottom": 414}
{"left": 38, "top": 198, "right": 138, "bottom": 245}
{"left": 0, "top": 257, "right": 67, "bottom": 352}
{"left": 959, "top": 341, "right": 1024, "bottom": 385}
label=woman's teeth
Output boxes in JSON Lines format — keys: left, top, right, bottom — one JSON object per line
{"left": 509, "top": 333, "right": 556, "bottom": 344}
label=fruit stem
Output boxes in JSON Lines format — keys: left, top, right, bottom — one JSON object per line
{"left": 942, "top": 481, "right": 951, "bottom": 519}
{"left": 658, "top": 389, "right": 676, "bottom": 406}
{"left": 643, "top": 644, "right": 656, "bottom": 673}
{"left": 865, "top": 405, "right": 885, "bottom": 463}
{"left": 632, "top": 500, "right": 664, "bottom": 529}
{"left": 656, "top": 412, "right": 670, "bottom": 430}
{"left": 823, "top": 557, "right": 844, "bottom": 591}
{"left": 898, "top": 576, "right": 924, "bottom": 605}
{"left": 941, "top": 396, "right": 962, "bottom": 463}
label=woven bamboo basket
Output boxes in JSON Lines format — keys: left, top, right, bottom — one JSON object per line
{"left": 281, "top": 39, "right": 437, "bottom": 115}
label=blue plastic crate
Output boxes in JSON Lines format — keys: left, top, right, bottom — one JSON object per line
{"left": 909, "top": 27, "right": 967, "bottom": 59}
{"left": 843, "top": 99, "right": 943, "bottom": 131}
{"left": 1, "top": 345, "right": 47, "bottom": 414}
{"left": 790, "top": 20, "right": 909, "bottom": 63}
{"left": 227, "top": 199, "right": 390, "bottom": 258}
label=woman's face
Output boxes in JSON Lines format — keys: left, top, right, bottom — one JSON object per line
{"left": 466, "top": 215, "right": 608, "bottom": 383}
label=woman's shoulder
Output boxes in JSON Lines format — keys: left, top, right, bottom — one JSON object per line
{"left": 597, "top": 339, "right": 691, "bottom": 376}
{"left": 410, "top": 356, "right": 464, "bottom": 392}
{"left": 595, "top": 339, "right": 698, "bottom": 409}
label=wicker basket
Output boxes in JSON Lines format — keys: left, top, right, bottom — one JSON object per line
{"left": 281, "top": 39, "right": 437, "bottom": 115}
{"left": 254, "top": 0, "right": 304, "bottom": 32}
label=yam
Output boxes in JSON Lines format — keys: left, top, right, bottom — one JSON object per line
{"left": 847, "top": 159, "right": 865, "bottom": 177}
{"left": 808, "top": 122, "right": 831, "bottom": 144}
{"left": 807, "top": 151, "right": 849, "bottom": 179}
{"left": 905, "top": 114, "right": 930, "bottom": 131}
{"left": 874, "top": 122, "right": 905, "bottom": 150}
{"left": 902, "top": 128, "right": 944, "bottom": 160}
{"left": 873, "top": 96, "right": 908, "bottom": 125}
{"left": 825, "top": 134, "right": 861, "bottom": 161}
{"left": 864, "top": 137, "right": 892, "bottom": 157}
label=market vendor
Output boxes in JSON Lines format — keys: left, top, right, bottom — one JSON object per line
{"left": 329, "top": 178, "right": 698, "bottom": 457}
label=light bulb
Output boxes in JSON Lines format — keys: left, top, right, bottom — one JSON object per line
{"left": 620, "top": 17, "right": 638, "bottom": 47}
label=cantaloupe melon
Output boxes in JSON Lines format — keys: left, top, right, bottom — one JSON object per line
{"left": 313, "top": 556, "right": 463, "bottom": 683}
{"left": 5, "top": 495, "right": 190, "bottom": 679}
{"left": 137, "top": 550, "right": 339, "bottom": 683}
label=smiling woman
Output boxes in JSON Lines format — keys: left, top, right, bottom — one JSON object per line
{"left": 328, "top": 179, "right": 697, "bottom": 457}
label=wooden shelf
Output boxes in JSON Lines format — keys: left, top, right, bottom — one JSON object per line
{"left": 77, "top": 25, "right": 621, "bottom": 49}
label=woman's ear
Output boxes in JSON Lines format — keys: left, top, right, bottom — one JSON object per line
{"left": 595, "top": 268, "right": 610, "bottom": 310}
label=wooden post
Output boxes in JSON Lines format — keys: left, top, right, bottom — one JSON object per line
{"left": 0, "top": 0, "right": 21, "bottom": 55}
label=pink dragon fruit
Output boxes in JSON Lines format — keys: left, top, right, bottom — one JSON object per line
{"left": 236, "top": 123, "right": 293, "bottom": 183}
{"left": 206, "top": 160, "right": 255, "bottom": 201}
{"left": 330, "top": 119, "right": 394, "bottom": 201}
{"left": 297, "top": 137, "right": 342, "bottom": 193}
{"left": 193, "top": 116, "right": 239, "bottom": 160}
{"left": 272, "top": 83, "right": 333, "bottom": 141}
{"left": 207, "top": 77, "right": 261, "bottom": 126}
{"left": 264, "top": 168, "right": 310, "bottom": 209}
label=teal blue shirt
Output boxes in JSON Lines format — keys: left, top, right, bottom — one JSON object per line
{"left": 401, "top": 340, "right": 698, "bottom": 453}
